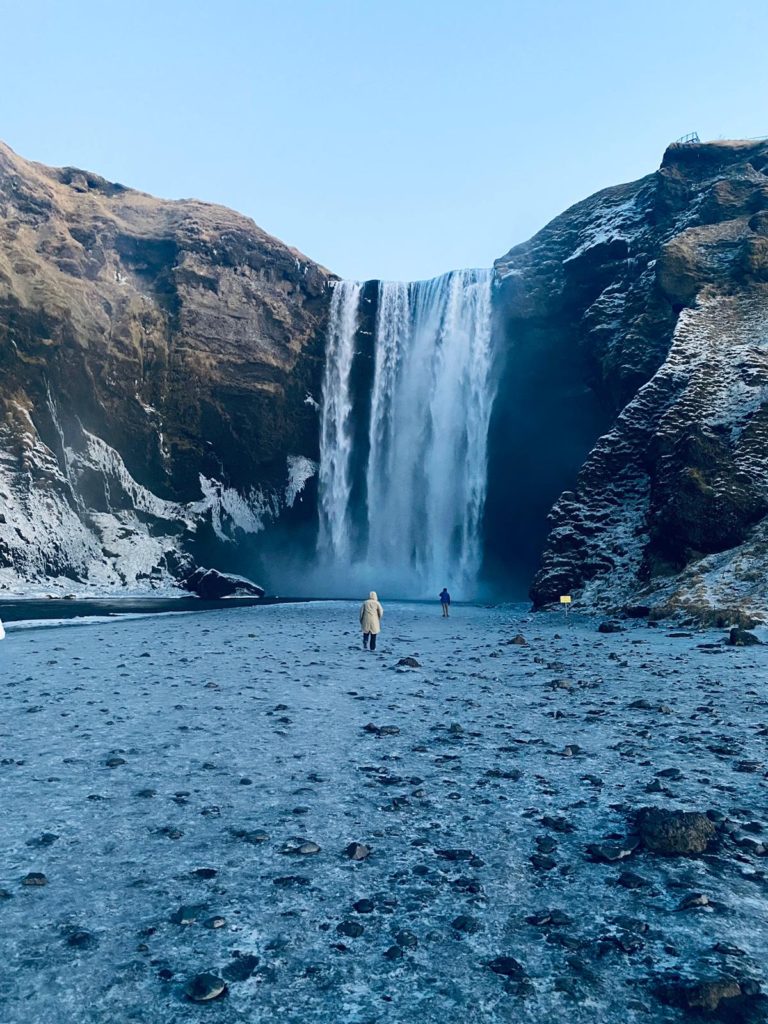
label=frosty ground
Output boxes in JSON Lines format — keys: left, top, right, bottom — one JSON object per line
{"left": 1, "top": 602, "right": 767, "bottom": 1024}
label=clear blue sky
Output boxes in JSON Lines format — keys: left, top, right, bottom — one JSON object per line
{"left": 1, "top": 0, "right": 766, "bottom": 281}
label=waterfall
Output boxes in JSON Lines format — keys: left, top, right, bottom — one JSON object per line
{"left": 317, "top": 280, "right": 362, "bottom": 561}
{"left": 318, "top": 269, "right": 494, "bottom": 598}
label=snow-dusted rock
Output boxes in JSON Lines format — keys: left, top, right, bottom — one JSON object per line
{"left": 180, "top": 567, "right": 264, "bottom": 599}
{"left": 0, "top": 140, "right": 328, "bottom": 595}
{"left": 491, "top": 139, "right": 768, "bottom": 624}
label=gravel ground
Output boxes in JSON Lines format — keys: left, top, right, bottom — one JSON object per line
{"left": 1, "top": 601, "right": 767, "bottom": 1023}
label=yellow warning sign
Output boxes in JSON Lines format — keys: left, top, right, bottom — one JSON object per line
{"left": 560, "top": 595, "right": 572, "bottom": 604}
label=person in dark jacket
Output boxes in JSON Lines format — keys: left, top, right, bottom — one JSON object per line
{"left": 439, "top": 588, "right": 451, "bottom": 617}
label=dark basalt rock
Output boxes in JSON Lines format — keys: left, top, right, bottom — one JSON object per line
{"left": 181, "top": 568, "right": 264, "bottom": 599}
{"left": 280, "top": 837, "right": 321, "bottom": 856}
{"left": 185, "top": 973, "right": 227, "bottom": 1002}
{"left": 394, "top": 929, "right": 418, "bottom": 949}
{"left": 362, "top": 723, "right": 400, "bottom": 737}
{"left": 598, "top": 621, "right": 624, "bottom": 634}
{"left": 635, "top": 807, "right": 717, "bottom": 856}
{"left": 586, "top": 837, "right": 640, "bottom": 863}
{"left": 727, "top": 627, "right": 762, "bottom": 646}
{"left": 486, "top": 956, "right": 527, "bottom": 979}
{"left": 526, "top": 909, "right": 573, "bottom": 927}
{"left": 654, "top": 976, "right": 762, "bottom": 1015}
{"left": 222, "top": 954, "right": 259, "bottom": 982}
{"left": 343, "top": 842, "right": 371, "bottom": 861}
{"left": 63, "top": 927, "right": 99, "bottom": 949}
{"left": 170, "top": 904, "right": 208, "bottom": 925}
{"left": 337, "top": 920, "right": 364, "bottom": 938}
{"left": 452, "top": 914, "right": 480, "bottom": 933}
{"left": 434, "top": 848, "right": 476, "bottom": 862}
{"left": 352, "top": 898, "right": 375, "bottom": 914}
{"left": 615, "top": 870, "right": 651, "bottom": 889}
{"left": 272, "top": 875, "right": 310, "bottom": 888}
{"left": 25, "top": 832, "right": 59, "bottom": 847}
{"left": 21, "top": 872, "right": 47, "bottom": 886}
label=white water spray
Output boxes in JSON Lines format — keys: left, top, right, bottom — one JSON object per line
{"left": 318, "top": 269, "right": 494, "bottom": 597}
{"left": 317, "top": 280, "right": 361, "bottom": 561}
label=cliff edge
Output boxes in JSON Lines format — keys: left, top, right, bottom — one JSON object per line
{"left": 0, "top": 141, "right": 332, "bottom": 592}
{"left": 494, "top": 139, "right": 768, "bottom": 624}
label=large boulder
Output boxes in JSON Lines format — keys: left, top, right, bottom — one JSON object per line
{"left": 655, "top": 977, "right": 762, "bottom": 1016}
{"left": 181, "top": 568, "right": 264, "bottom": 600}
{"left": 635, "top": 807, "right": 717, "bottom": 856}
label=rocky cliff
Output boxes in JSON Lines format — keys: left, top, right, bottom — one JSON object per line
{"left": 0, "top": 141, "right": 331, "bottom": 593}
{"left": 491, "top": 140, "right": 768, "bottom": 624}
{"left": 3, "top": 137, "right": 767, "bottom": 620}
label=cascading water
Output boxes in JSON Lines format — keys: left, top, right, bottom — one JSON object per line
{"left": 318, "top": 269, "right": 495, "bottom": 598}
{"left": 317, "top": 280, "right": 362, "bottom": 562}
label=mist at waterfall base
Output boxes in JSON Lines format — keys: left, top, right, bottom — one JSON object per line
{"left": 233, "top": 261, "right": 602, "bottom": 604}
{"left": 313, "top": 270, "right": 498, "bottom": 601}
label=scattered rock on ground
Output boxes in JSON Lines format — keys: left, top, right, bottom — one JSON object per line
{"left": 185, "top": 973, "right": 228, "bottom": 1002}
{"left": 486, "top": 956, "right": 527, "bottom": 979}
{"left": 21, "top": 873, "right": 47, "bottom": 886}
{"left": 635, "top": 807, "right": 717, "bottom": 856}
{"left": 344, "top": 842, "right": 371, "bottom": 861}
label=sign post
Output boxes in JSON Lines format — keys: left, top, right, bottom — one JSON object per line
{"left": 560, "top": 595, "right": 572, "bottom": 619}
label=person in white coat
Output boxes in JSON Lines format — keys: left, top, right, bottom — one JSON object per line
{"left": 359, "top": 591, "right": 383, "bottom": 651}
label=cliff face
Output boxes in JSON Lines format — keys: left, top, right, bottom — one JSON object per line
{"left": 0, "top": 142, "right": 331, "bottom": 592}
{"left": 491, "top": 140, "right": 768, "bottom": 623}
{"left": 3, "top": 137, "right": 767, "bottom": 619}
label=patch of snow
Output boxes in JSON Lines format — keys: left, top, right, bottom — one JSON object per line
{"left": 285, "top": 455, "right": 316, "bottom": 508}
{"left": 563, "top": 196, "right": 641, "bottom": 264}
{"left": 136, "top": 398, "right": 159, "bottom": 417}
{"left": 0, "top": 411, "right": 291, "bottom": 593}
{"left": 197, "top": 475, "right": 280, "bottom": 541}
{"left": 72, "top": 431, "right": 186, "bottom": 522}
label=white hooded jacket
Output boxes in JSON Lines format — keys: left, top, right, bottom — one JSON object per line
{"left": 359, "top": 592, "right": 383, "bottom": 634}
